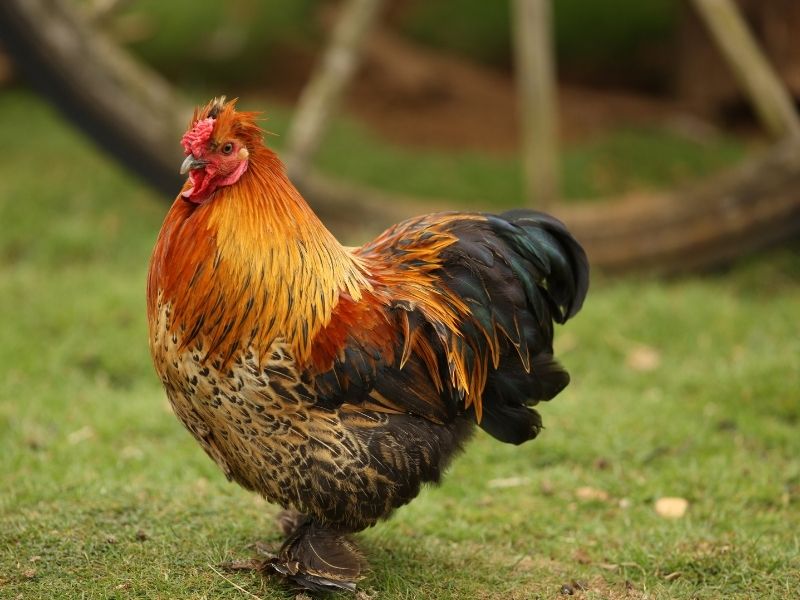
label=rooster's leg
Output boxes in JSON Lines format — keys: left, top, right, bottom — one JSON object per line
{"left": 264, "top": 519, "right": 365, "bottom": 592}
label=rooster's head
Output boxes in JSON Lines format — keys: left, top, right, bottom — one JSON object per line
{"left": 179, "top": 96, "right": 261, "bottom": 204}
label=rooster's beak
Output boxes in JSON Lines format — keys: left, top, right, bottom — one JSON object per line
{"left": 180, "top": 155, "right": 208, "bottom": 174}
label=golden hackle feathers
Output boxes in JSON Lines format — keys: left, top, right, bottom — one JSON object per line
{"left": 148, "top": 107, "right": 369, "bottom": 368}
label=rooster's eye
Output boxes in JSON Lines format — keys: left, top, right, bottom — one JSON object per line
{"left": 221, "top": 142, "right": 234, "bottom": 155}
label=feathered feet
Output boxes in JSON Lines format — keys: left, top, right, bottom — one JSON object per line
{"left": 226, "top": 510, "right": 365, "bottom": 593}
{"left": 265, "top": 516, "right": 365, "bottom": 592}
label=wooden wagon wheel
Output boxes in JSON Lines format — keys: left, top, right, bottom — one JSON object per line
{"left": 1, "top": 0, "right": 798, "bottom": 274}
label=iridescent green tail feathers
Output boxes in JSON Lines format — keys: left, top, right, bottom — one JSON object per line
{"left": 437, "top": 209, "right": 589, "bottom": 444}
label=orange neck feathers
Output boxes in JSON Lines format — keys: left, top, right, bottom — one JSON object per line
{"left": 147, "top": 144, "right": 369, "bottom": 365}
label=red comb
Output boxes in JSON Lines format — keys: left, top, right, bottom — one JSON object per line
{"left": 181, "top": 117, "right": 215, "bottom": 156}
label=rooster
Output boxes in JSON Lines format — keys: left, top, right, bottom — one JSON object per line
{"left": 147, "top": 97, "right": 588, "bottom": 592}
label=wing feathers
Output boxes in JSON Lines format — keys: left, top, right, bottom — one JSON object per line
{"left": 305, "top": 210, "right": 588, "bottom": 444}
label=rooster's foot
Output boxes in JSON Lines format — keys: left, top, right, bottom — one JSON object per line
{"left": 263, "top": 520, "right": 365, "bottom": 592}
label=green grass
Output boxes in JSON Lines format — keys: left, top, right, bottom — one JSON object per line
{"left": 1, "top": 90, "right": 798, "bottom": 599}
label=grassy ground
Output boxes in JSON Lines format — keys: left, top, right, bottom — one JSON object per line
{"left": 1, "top": 90, "right": 799, "bottom": 599}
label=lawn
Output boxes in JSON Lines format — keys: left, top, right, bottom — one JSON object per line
{"left": 1, "top": 90, "right": 798, "bottom": 599}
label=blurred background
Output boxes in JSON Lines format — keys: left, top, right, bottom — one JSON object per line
{"left": 1, "top": 1, "right": 798, "bottom": 598}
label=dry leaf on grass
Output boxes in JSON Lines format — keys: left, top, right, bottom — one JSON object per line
{"left": 655, "top": 497, "right": 689, "bottom": 518}
{"left": 487, "top": 476, "right": 529, "bottom": 489}
{"left": 67, "top": 426, "right": 95, "bottom": 445}
{"left": 120, "top": 445, "right": 144, "bottom": 460}
{"left": 575, "top": 486, "right": 609, "bottom": 502}
{"left": 625, "top": 344, "right": 661, "bottom": 372}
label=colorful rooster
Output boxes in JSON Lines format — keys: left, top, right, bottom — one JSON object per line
{"left": 147, "top": 97, "right": 588, "bottom": 591}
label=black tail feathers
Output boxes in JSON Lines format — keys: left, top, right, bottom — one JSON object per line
{"left": 478, "top": 210, "right": 587, "bottom": 445}
{"left": 479, "top": 353, "right": 570, "bottom": 445}
{"left": 498, "top": 209, "right": 589, "bottom": 323}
